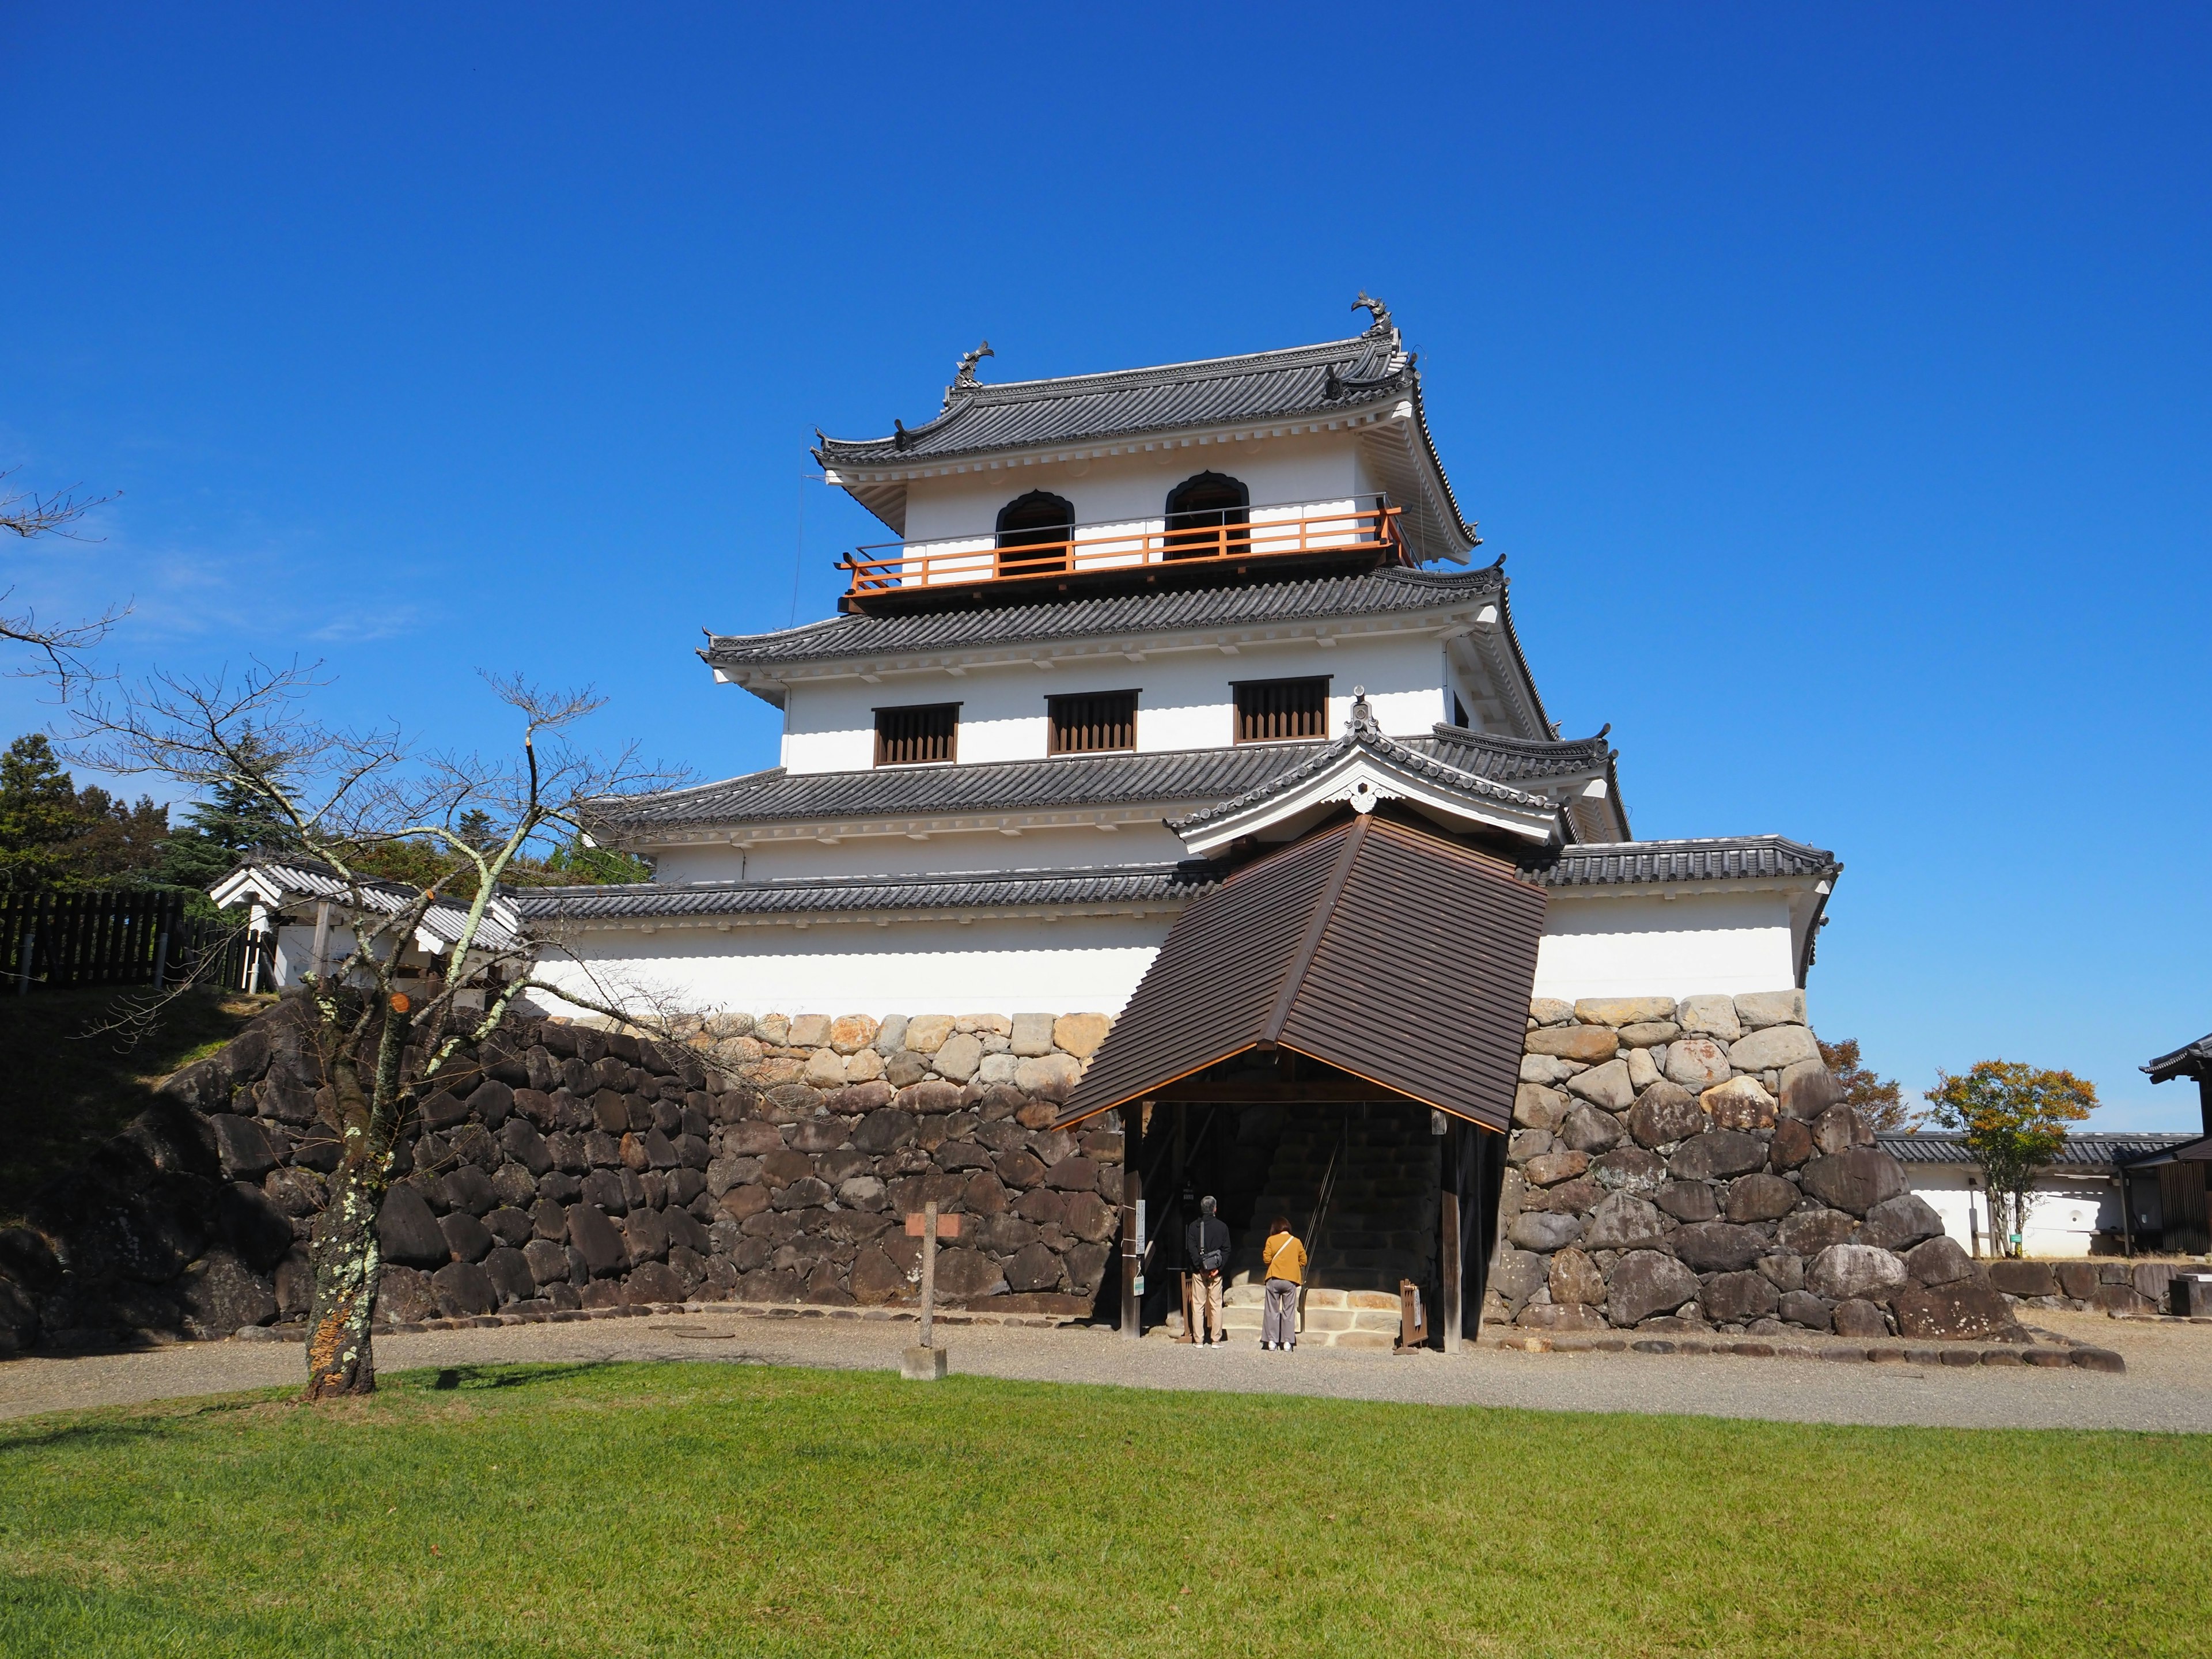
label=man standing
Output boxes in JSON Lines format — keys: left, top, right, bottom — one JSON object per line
{"left": 1261, "top": 1215, "right": 1306, "bottom": 1351}
{"left": 1183, "top": 1195, "right": 1232, "bottom": 1347}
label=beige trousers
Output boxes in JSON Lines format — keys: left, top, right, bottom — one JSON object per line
{"left": 1188, "top": 1271, "right": 1224, "bottom": 1342}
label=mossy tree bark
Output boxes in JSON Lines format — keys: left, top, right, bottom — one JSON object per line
{"left": 304, "top": 999, "right": 411, "bottom": 1400}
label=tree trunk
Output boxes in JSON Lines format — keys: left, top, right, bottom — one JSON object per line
{"left": 304, "top": 997, "right": 410, "bottom": 1399}
{"left": 304, "top": 1157, "right": 385, "bottom": 1398}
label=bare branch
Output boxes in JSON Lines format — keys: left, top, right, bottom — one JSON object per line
{"left": 0, "top": 471, "right": 120, "bottom": 541}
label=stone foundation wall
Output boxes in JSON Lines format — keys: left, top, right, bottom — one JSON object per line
{"left": 0, "top": 1000, "right": 1122, "bottom": 1353}
{"left": 1490, "top": 991, "right": 2028, "bottom": 1342}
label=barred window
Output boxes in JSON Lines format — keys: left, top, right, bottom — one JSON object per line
{"left": 874, "top": 703, "right": 958, "bottom": 766}
{"left": 1048, "top": 690, "right": 1139, "bottom": 755}
{"left": 1234, "top": 677, "right": 1330, "bottom": 743}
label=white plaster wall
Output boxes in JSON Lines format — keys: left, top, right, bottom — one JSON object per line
{"left": 777, "top": 631, "right": 1454, "bottom": 775}
{"left": 650, "top": 823, "right": 1191, "bottom": 885}
{"left": 530, "top": 913, "right": 1174, "bottom": 1021}
{"left": 1533, "top": 891, "right": 1801, "bottom": 1001}
{"left": 1900, "top": 1167, "right": 2120, "bottom": 1259}
{"left": 897, "top": 430, "right": 1374, "bottom": 547}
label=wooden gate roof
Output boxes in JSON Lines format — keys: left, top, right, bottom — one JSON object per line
{"left": 1055, "top": 812, "right": 1546, "bottom": 1131}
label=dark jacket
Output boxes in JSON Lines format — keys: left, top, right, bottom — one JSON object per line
{"left": 1185, "top": 1214, "right": 1231, "bottom": 1274}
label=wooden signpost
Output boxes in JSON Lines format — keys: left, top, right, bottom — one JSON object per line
{"left": 900, "top": 1200, "right": 961, "bottom": 1380}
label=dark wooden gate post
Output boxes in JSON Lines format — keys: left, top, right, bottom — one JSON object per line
{"left": 1120, "top": 1102, "right": 1147, "bottom": 1340}
{"left": 1440, "top": 1116, "right": 1462, "bottom": 1354}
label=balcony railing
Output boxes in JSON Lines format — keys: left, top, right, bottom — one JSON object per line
{"left": 839, "top": 495, "right": 1405, "bottom": 599}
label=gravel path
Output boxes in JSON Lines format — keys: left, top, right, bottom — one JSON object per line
{"left": 4, "top": 1309, "right": 2207, "bottom": 1432}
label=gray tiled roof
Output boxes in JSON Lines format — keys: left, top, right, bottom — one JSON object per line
{"left": 704, "top": 565, "right": 1507, "bottom": 671}
{"left": 1876, "top": 1131, "right": 2196, "bottom": 1171}
{"left": 816, "top": 333, "right": 1410, "bottom": 469}
{"left": 512, "top": 862, "right": 1225, "bottom": 923}
{"left": 1166, "top": 725, "right": 1561, "bottom": 838}
{"left": 1534, "top": 837, "right": 1838, "bottom": 887}
{"left": 2144, "top": 1033, "right": 2212, "bottom": 1084}
{"left": 596, "top": 728, "right": 1614, "bottom": 835}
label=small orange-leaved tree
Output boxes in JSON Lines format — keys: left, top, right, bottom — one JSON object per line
{"left": 1924, "top": 1061, "right": 2097, "bottom": 1257}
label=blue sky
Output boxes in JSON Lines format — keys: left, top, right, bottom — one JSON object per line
{"left": 4, "top": 5, "right": 2207, "bottom": 1126}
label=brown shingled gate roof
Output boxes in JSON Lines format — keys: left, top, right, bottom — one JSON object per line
{"left": 1055, "top": 812, "right": 1546, "bottom": 1131}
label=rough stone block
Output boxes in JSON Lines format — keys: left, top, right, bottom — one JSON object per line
{"left": 1778, "top": 1289, "right": 1832, "bottom": 1329}
{"left": 1574, "top": 997, "right": 1677, "bottom": 1029}
{"left": 1667, "top": 1129, "right": 1766, "bottom": 1182}
{"left": 1052, "top": 1013, "right": 1111, "bottom": 1059}
{"left": 209, "top": 1114, "right": 278, "bottom": 1181}
{"left": 1806, "top": 1243, "right": 1908, "bottom": 1303}
{"left": 438, "top": 1211, "right": 494, "bottom": 1264}
{"left": 1654, "top": 1181, "right": 1718, "bottom": 1223}
{"left": 1525, "top": 1027, "right": 1618, "bottom": 1063}
{"left": 1733, "top": 990, "right": 1806, "bottom": 1029}
{"left": 1798, "top": 1148, "right": 1908, "bottom": 1217}
{"left": 1831, "top": 1298, "right": 1889, "bottom": 1338}
{"left": 1893, "top": 1282, "right": 2017, "bottom": 1340}
{"left": 1015, "top": 1053, "right": 1082, "bottom": 1101}
{"left": 1591, "top": 1146, "right": 1666, "bottom": 1194}
{"left": 1700, "top": 1270, "right": 1779, "bottom": 1324}
{"left": 1565, "top": 1060, "right": 1635, "bottom": 1113}
{"left": 1663, "top": 1039, "right": 1732, "bottom": 1090}
{"left": 1556, "top": 1103, "right": 1624, "bottom": 1153}
{"left": 1777, "top": 1207, "right": 1858, "bottom": 1255}
{"left": 1508, "top": 1211, "right": 1583, "bottom": 1252}
{"left": 431, "top": 1260, "right": 499, "bottom": 1318}
{"left": 1671, "top": 1222, "right": 1764, "bottom": 1273}
{"left": 1980, "top": 1259, "right": 2057, "bottom": 1297}
{"left": 932, "top": 1033, "right": 984, "bottom": 1083}
{"left": 1856, "top": 1194, "right": 1945, "bottom": 1252}
{"left": 1728, "top": 1025, "right": 1820, "bottom": 1072}
{"left": 1523, "top": 1149, "right": 1590, "bottom": 1187}
{"left": 1528, "top": 998, "right": 1574, "bottom": 1026}
{"left": 1628, "top": 1081, "right": 1703, "bottom": 1149}
{"left": 376, "top": 1183, "right": 451, "bottom": 1270}
{"left": 566, "top": 1203, "right": 630, "bottom": 1278}
{"left": 905, "top": 1016, "right": 955, "bottom": 1054}
{"left": 1675, "top": 995, "right": 1743, "bottom": 1043}
{"left": 1904, "top": 1235, "right": 1975, "bottom": 1287}
{"left": 1616, "top": 1021, "right": 1681, "bottom": 1049}
{"left": 1607, "top": 1250, "right": 1700, "bottom": 1325}
{"left": 1700, "top": 1075, "right": 1777, "bottom": 1130}
{"left": 1778, "top": 1060, "right": 1839, "bottom": 1121}
{"left": 1725, "top": 1172, "right": 1798, "bottom": 1223}
{"left": 1583, "top": 1192, "right": 1665, "bottom": 1251}
{"left": 1514, "top": 1084, "right": 1565, "bottom": 1131}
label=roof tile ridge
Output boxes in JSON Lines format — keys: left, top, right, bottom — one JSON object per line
{"left": 945, "top": 334, "right": 1377, "bottom": 402}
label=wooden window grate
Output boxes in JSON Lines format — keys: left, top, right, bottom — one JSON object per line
{"left": 1234, "top": 677, "right": 1331, "bottom": 744}
{"left": 1048, "top": 691, "right": 1139, "bottom": 755}
{"left": 874, "top": 703, "right": 959, "bottom": 766}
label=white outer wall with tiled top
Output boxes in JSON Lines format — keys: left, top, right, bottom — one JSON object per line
{"left": 519, "top": 885, "right": 1802, "bottom": 1021}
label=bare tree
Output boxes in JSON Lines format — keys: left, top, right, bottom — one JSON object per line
{"left": 74, "top": 660, "right": 683, "bottom": 1397}
{"left": 0, "top": 469, "right": 127, "bottom": 687}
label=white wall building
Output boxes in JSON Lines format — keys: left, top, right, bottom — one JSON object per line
{"left": 227, "top": 302, "right": 1844, "bottom": 1028}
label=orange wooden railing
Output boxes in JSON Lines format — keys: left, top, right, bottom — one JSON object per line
{"left": 839, "top": 498, "right": 1406, "bottom": 597}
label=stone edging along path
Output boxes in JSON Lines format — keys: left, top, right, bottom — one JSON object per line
{"left": 219, "top": 1298, "right": 2126, "bottom": 1373}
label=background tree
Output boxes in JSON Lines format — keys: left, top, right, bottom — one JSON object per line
{"left": 0, "top": 469, "right": 126, "bottom": 687}
{"left": 75, "top": 661, "right": 680, "bottom": 1399}
{"left": 0, "top": 733, "right": 169, "bottom": 891}
{"left": 1816, "top": 1036, "right": 1908, "bottom": 1131}
{"left": 1924, "top": 1060, "right": 2097, "bottom": 1258}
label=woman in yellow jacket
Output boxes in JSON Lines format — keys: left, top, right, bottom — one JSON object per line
{"left": 1260, "top": 1216, "right": 1307, "bottom": 1351}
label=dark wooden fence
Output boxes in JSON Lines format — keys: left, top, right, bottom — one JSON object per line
{"left": 0, "top": 891, "right": 276, "bottom": 995}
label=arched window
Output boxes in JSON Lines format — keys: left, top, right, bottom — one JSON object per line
{"left": 1163, "top": 472, "right": 1249, "bottom": 560}
{"left": 995, "top": 491, "right": 1075, "bottom": 575}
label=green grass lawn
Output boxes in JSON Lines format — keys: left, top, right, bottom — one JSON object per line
{"left": 0, "top": 1362, "right": 2203, "bottom": 1658}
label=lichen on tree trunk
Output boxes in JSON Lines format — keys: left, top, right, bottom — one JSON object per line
{"left": 304, "top": 997, "right": 411, "bottom": 1400}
